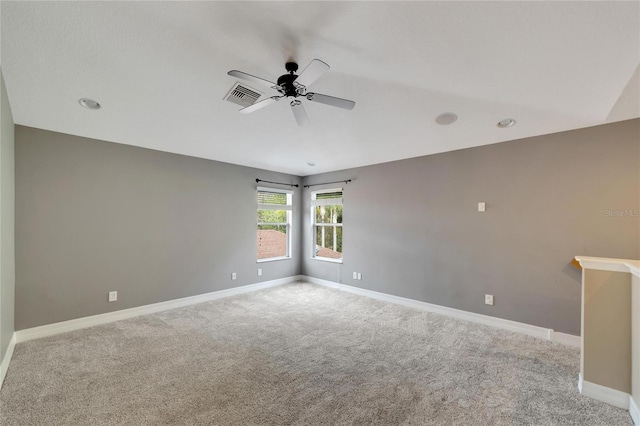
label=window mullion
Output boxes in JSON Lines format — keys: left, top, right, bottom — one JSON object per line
{"left": 258, "top": 204, "right": 292, "bottom": 211}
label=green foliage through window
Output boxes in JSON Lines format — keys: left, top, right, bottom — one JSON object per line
{"left": 258, "top": 209, "right": 288, "bottom": 224}
{"left": 315, "top": 205, "right": 342, "bottom": 224}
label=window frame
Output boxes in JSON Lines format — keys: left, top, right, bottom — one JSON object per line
{"left": 257, "top": 186, "right": 293, "bottom": 263}
{"left": 310, "top": 188, "right": 343, "bottom": 263}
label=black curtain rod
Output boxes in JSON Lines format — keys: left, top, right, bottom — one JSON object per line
{"left": 303, "top": 179, "right": 352, "bottom": 188}
{"left": 256, "top": 179, "right": 299, "bottom": 188}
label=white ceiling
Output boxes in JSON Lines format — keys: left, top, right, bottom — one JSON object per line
{"left": 1, "top": 1, "right": 639, "bottom": 176}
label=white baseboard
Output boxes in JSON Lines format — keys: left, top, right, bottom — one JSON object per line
{"left": 553, "top": 332, "right": 581, "bottom": 348}
{"left": 305, "top": 276, "right": 342, "bottom": 290}
{"left": 578, "top": 373, "right": 630, "bottom": 410}
{"left": 302, "top": 276, "right": 581, "bottom": 346}
{"left": 0, "top": 332, "right": 17, "bottom": 389}
{"left": 630, "top": 395, "right": 640, "bottom": 425}
{"left": 16, "top": 276, "right": 302, "bottom": 343}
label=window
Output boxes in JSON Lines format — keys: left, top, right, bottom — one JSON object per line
{"left": 311, "top": 189, "right": 343, "bottom": 262}
{"left": 257, "top": 187, "right": 292, "bottom": 261}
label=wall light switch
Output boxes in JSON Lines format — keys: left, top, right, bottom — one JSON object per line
{"left": 478, "top": 202, "right": 486, "bottom": 212}
{"left": 108, "top": 291, "right": 117, "bottom": 302}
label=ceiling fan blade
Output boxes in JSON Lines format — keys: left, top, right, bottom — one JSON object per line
{"left": 227, "top": 70, "right": 277, "bottom": 89}
{"left": 290, "top": 100, "right": 309, "bottom": 126}
{"left": 239, "top": 96, "right": 280, "bottom": 114}
{"left": 306, "top": 92, "right": 355, "bottom": 110}
{"left": 294, "top": 59, "right": 330, "bottom": 88}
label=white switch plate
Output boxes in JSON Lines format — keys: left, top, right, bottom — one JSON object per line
{"left": 231, "top": 272, "right": 237, "bottom": 280}
{"left": 357, "top": 273, "right": 362, "bottom": 280}
{"left": 478, "top": 202, "right": 486, "bottom": 212}
{"left": 257, "top": 268, "right": 262, "bottom": 276}
{"left": 353, "top": 272, "right": 357, "bottom": 279}
{"left": 485, "top": 294, "right": 494, "bottom": 305}
{"left": 108, "top": 291, "right": 117, "bottom": 302}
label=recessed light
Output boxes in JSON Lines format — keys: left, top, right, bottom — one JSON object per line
{"left": 497, "top": 118, "right": 516, "bottom": 128}
{"left": 78, "top": 98, "right": 101, "bottom": 110}
{"left": 435, "top": 112, "right": 458, "bottom": 125}
{"left": 307, "top": 162, "right": 316, "bottom": 167}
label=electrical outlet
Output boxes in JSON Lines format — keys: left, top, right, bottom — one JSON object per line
{"left": 357, "top": 273, "right": 362, "bottom": 280}
{"left": 257, "top": 268, "right": 262, "bottom": 276}
{"left": 485, "top": 294, "right": 494, "bottom": 305}
{"left": 108, "top": 291, "right": 117, "bottom": 302}
{"left": 353, "top": 272, "right": 357, "bottom": 279}
{"left": 231, "top": 272, "right": 237, "bottom": 280}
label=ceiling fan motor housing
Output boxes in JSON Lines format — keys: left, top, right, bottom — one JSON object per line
{"left": 285, "top": 62, "right": 298, "bottom": 73}
{"left": 278, "top": 62, "right": 302, "bottom": 97}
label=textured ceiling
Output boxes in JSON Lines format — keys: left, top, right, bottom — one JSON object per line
{"left": 1, "top": 1, "right": 639, "bottom": 176}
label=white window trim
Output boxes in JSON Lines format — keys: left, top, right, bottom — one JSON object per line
{"left": 311, "top": 188, "right": 343, "bottom": 263}
{"left": 257, "top": 186, "right": 293, "bottom": 261}
{"left": 311, "top": 256, "right": 343, "bottom": 264}
{"left": 257, "top": 256, "right": 290, "bottom": 264}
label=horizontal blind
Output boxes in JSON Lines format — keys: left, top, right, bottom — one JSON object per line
{"left": 311, "top": 188, "right": 343, "bottom": 206}
{"left": 258, "top": 187, "right": 292, "bottom": 210}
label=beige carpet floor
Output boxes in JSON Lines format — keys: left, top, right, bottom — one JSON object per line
{"left": 0, "top": 282, "right": 632, "bottom": 425}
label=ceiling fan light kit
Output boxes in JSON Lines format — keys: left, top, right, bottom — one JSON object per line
{"left": 227, "top": 59, "right": 355, "bottom": 126}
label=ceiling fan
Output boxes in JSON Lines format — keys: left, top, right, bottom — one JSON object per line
{"left": 227, "top": 59, "right": 355, "bottom": 126}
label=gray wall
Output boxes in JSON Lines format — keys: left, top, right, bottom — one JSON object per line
{"left": 302, "top": 119, "right": 640, "bottom": 335}
{"left": 15, "top": 126, "right": 302, "bottom": 329}
{"left": 13, "top": 119, "right": 640, "bottom": 335}
{"left": 1, "top": 70, "right": 16, "bottom": 361}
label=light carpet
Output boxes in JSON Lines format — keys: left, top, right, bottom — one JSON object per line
{"left": 0, "top": 282, "right": 632, "bottom": 425}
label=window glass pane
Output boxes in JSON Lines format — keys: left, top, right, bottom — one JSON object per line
{"left": 315, "top": 205, "right": 342, "bottom": 224}
{"left": 258, "top": 191, "right": 287, "bottom": 205}
{"left": 257, "top": 225, "right": 287, "bottom": 259}
{"left": 314, "top": 225, "right": 342, "bottom": 259}
{"left": 258, "top": 209, "right": 287, "bottom": 224}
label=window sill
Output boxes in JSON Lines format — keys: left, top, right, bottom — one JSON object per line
{"left": 257, "top": 256, "right": 291, "bottom": 263}
{"left": 312, "top": 257, "right": 343, "bottom": 264}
